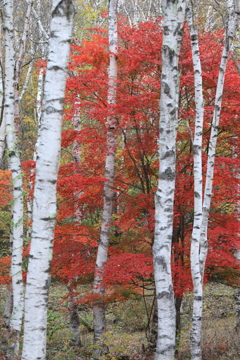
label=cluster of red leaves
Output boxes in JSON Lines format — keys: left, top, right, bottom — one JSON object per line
{"left": 0, "top": 170, "right": 12, "bottom": 207}
{"left": 48, "top": 20, "right": 240, "bottom": 305}
{"left": 1, "top": 20, "right": 238, "bottom": 305}
{"left": 0, "top": 256, "right": 11, "bottom": 284}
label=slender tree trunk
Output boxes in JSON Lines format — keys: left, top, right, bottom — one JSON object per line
{"left": 149, "top": 295, "right": 158, "bottom": 350}
{"left": 187, "top": 1, "right": 237, "bottom": 359}
{"left": 0, "top": 117, "right": 5, "bottom": 164}
{"left": 172, "top": 214, "right": 185, "bottom": 352}
{"left": 26, "top": 64, "right": 45, "bottom": 240}
{"left": 19, "top": 61, "right": 33, "bottom": 103}
{"left": 4, "top": 285, "right": 13, "bottom": 326}
{"left": 36, "top": 68, "right": 44, "bottom": 124}
{"left": 13, "top": 0, "right": 33, "bottom": 130}
{"left": 186, "top": 3, "right": 204, "bottom": 359}
{"left": 28, "top": 54, "right": 47, "bottom": 232}
{"left": 175, "top": 296, "right": 182, "bottom": 351}
{"left": 3, "top": 1, "right": 24, "bottom": 358}
{"left": 235, "top": 251, "right": 240, "bottom": 333}
{"left": 236, "top": 288, "right": 240, "bottom": 332}
{"left": 93, "top": 1, "right": 118, "bottom": 358}
{"left": 68, "top": 96, "right": 81, "bottom": 346}
{"left": 67, "top": 279, "right": 81, "bottom": 346}
{"left": 153, "top": 2, "right": 186, "bottom": 360}
{"left": 198, "top": 3, "right": 236, "bottom": 359}
{"left": 0, "top": 31, "right": 5, "bottom": 163}
{"left": 0, "top": 103, "right": 5, "bottom": 167}
{"left": 230, "top": 0, "right": 240, "bottom": 336}
{"left": 21, "top": 1, "right": 74, "bottom": 359}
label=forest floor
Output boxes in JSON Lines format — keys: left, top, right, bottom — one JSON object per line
{"left": 0, "top": 282, "right": 239, "bottom": 360}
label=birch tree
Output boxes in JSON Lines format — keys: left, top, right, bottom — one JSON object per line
{"left": 186, "top": 2, "right": 204, "bottom": 359}
{"left": 26, "top": 0, "right": 50, "bottom": 230}
{"left": 13, "top": 0, "right": 33, "bottom": 128}
{"left": 236, "top": 250, "right": 240, "bottom": 333}
{"left": 3, "top": 0, "right": 25, "bottom": 357}
{"left": 187, "top": 1, "right": 237, "bottom": 359}
{"left": 0, "top": 80, "right": 5, "bottom": 167}
{"left": 0, "top": 12, "right": 5, "bottom": 163}
{"left": 67, "top": 96, "right": 81, "bottom": 346}
{"left": 93, "top": 0, "right": 118, "bottom": 357}
{"left": 233, "top": 0, "right": 240, "bottom": 335}
{"left": 21, "top": 1, "right": 74, "bottom": 359}
{"left": 153, "top": 1, "right": 186, "bottom": 359}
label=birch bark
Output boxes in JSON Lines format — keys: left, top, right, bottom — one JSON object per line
{"left": 3, "top": 0, "right": 24, "bottom": 357}
{"left": 13, "top": 0, "right": 33, "bottom": 251}
{"left": 153, "top": 2, "right": 186, "bottom": 360}
{"left": 0, "top": 16, "right": 5, "bottom": 162}
{"left": 93, "top": 0, "right": 118, "bottom": 357}
{"left": 188, "top": 1, "right": 237, "bottom": 359}
{"left": 27, "top": 0, "right": 49, "bottom": 232}
{"left": 236, "top": 251, "right": 240, "bottom": 333}
{"left": 21, "top": 1, "right": 74, "bottom": 359}
{"left": 13, "top": 0, "right": 33, "bottom": 130}
{"left": 186, "top": 2, "right": 204, "bottom": 359}
{"left": 67, "top": 96, "right": 81, "bottom": 346}
{"left": 199, "top": 0, "right": 236, "bottom": 277}
{"left": 0, "top": 67, "right": 5, "bottom": 163}
{"left": 232, "top": 0, "right": 240, "bottom": 336}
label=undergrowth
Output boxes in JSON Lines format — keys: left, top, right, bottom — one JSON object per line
{"left": 0, "top": 283, "right": 239, "bottom": 359}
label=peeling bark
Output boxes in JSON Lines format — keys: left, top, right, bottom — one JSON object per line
{"left": 68, "top": 96, "right": 81, "bottom": 346}
{"left": 153, "top": 2, "right": 186, "bottom": 360}
{"left": 21, "top": 1, "right": 74, "bottom": 359}
{"left": 186, "top": 2, "right": 204, "bottom": 359}
{"left": 3, "top": 1, "right": 24, "bottom": 358}
{"left": 187, "top": 1, "right": 237, "bottom": 359}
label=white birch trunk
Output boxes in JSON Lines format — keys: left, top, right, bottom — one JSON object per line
{"left": 13, "top": 0, "right": 33, "bottom": 245}
{"left": 34, "top": 0, "right": 48, "bottom": 156}
{"left": 21, "top": 1, "right": 74, "bottom": 359}
{"left": 28, "top": 0, "right": 50, "bottom": 235}
{"left": 229, "top": 2, "right": 240, "bottom": 335}
{"left": 236, "top": 251, "right": 240, "bottom": 333}
{"left": 186, "top": 2, "right": 204, "bottom": 359}
{"left": 68, "top": 96, "right": 81, "bottom": 346}
{"left": 14, "top": 0, "right": 33, "bottom": 83}
{"left": 199, "top": 0, "right": 236, "bottom": 276}
{"left": 19, "top": 59, "right": 33, "bottom": 103}
{"left": 13, "top": 0, "right": 33, "bottom": 130}
{"left": 32, "top": 7, "right": 49, "bottom": 41}
{"left": 4, "top": 285, "right": 13, "bottom": 325}
{"left": 0, "top": 117, "right": 5, "bottom": 162}
{"left": 233, "top": 2, "right": 240, "bottom": 317}
{"left": 26, "top": 64, "right": 45, "bottom": 239}
{"left": 93, "top": 0, "right": 118, "bottom": 357}
{"left": 3, "top": 1, "right": 24, "bottom": 357}
{"left": 188, "top": 1, "right": 236, "bottom": 359}
{"left": 0, "top": 69, "right": 5, "bottom": 163}
{"left": 153, "top": 2, "right": 186, "bottom": 359}
{"left": 0, "top": 20, "right": 5, "bottom": 163}
{"left": 36, "top": 69, "right": 44, "bottom": 125}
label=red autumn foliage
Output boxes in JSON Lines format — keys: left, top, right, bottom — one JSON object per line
{"left": 49, "top": 20, "right": 240, "bottom": 306}
{"left": 0, "top": 20, "right": 239, "bottom": 305}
